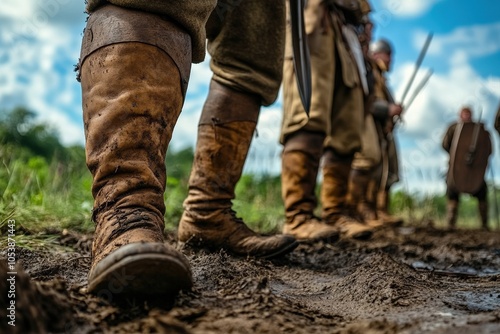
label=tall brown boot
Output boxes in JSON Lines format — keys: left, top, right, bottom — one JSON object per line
{"left": 321, "top": 151, "right": 373, "bottom": 240}
{"left": 80, "top": 5, "right": 192, "bottom": 296}
{"left": 376, "top": 189, "right": 404, "bottom": 226}
{"left": 281, "top": 131, "right": 340, "bottom": 242}
{"left": 479, "top": 200, "right": 489, "bottom": 230}
{"left": 178, "top": 81, "right": 297, "bottom": 258}
{"left": 347, "top": 169, "right": 384, "bottom": 228}
{"left": 447, "top": 199, "right": 459, "bottom": 229}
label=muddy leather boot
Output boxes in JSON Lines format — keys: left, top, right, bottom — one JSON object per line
{"left": 347, "top": 169, "right": 384, "bottom": 228}
{"left": 80, "top": 5, "right": 192, "bottom": 296}
{"left": 446, "top": 200, "right": 458, "bottom": 230}
{"left": 178, "top": 81, "right": 297, "bottom": 258}
{"left": 321, "top": 151, "right": 373, "bottom": 240}
{"left": 281, "top": 131, "right": 340, "bottom": 242}
{"left": 376, "top": 189, "right": 404, "bottom": 227}
{"left": 479, "top": 201, "right": 489, "bottom": 230}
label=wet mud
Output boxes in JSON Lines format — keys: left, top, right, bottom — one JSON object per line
{"left": 1, "top": 226, "right": 500, "bottom": 333}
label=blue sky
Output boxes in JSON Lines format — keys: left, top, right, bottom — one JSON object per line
{"left": 1, "top": 0, "right": 499, "bottom": 195}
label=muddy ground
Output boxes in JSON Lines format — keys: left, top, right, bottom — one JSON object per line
{"left": 1, "top": 223, "right": 500, "bottom": 334}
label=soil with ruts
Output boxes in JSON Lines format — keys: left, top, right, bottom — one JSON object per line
{"left": 1, "top": 223, "right": 500, "bottom": 333}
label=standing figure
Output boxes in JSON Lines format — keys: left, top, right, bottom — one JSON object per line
{"left": 280, "top": 0, "right": 374, "bottom": 242}
{"left": 79, "top": 0, "right": 297, "bottom": 299}
{"left": 350, "top": 38, "right": 404, "bottom": 227}
{"left": 178, "top": 2, "right": 299, "bottom": 258}
{"left": 442, "top": 107, "right": 492, "bottom": 230}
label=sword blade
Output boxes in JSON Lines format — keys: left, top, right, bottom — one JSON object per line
{"left": 400, "top": 32, "right": 433, "bottom": 105}
{"left": 404, "top": 69, "right": 433, "bottom": 111}
{"left": 290, "top": 0, "right": 312, "bottom": 116}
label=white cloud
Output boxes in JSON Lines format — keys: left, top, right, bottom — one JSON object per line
{"left": 0, "top": 0, "right": 37, "bottom": 20}
{"left": 0, "top": 0, "right": 83, "bottom": 27}
{"left": 380, "top": 0, "right": 442, "bottom": 17}
{"left": 0, "top": 1, "right": 86, "bottom": 145}
{"left": 418, "top": 23, "right": 500, "bottom": 58}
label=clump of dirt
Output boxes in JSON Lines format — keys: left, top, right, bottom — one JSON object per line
{"left": 330, "top": 253, "right": 432, "bottom": 309}
{"left": 0, "top": 261, "right": 74, "bottom": 334}
{"left": 1, "top": 226, "right": 500, "bottom": 333}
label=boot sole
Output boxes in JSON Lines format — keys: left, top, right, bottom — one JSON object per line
{"left": 88, "top": 243, "right": 192, "bottom": 298}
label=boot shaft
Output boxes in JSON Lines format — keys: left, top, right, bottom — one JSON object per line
{"left": 281, "top": 131, "right": 325, "bottom": 221}
{"left": 83, "top": 43, "right": 183, "bottom": 226}
{"left": 183, "top": 80, "right": 261, "bottom": 212}
{"left": 346, "top": 169, "right": 372, "bottom": 209}
{"left": 376, "top": 190, "right": 389, "bottom": 213}
{"left": 321, "top": 151, "right": 352, "bottom": 219}
{"left": 79, "top": 4, "right": 192, "bottom": 283}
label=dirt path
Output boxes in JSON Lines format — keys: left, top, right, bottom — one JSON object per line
{"left": 2, "top": 225, "right": 500, "bottom": 333}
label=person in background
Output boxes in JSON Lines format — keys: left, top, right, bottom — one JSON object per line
{"left": 442, "top": 107, "right": 491, "bottom": 230}
{"left": 349, "top": 38, "right": 404, "bottom": 227}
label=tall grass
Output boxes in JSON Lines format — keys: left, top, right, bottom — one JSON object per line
{"left": 0, "top": 145, "right": 94, "bottom": 228}
{"left": 391, "top": 187, "right": 500, "bottom": 230}
{"left": 2, "top": 142, "right": 498, "bottom": 252}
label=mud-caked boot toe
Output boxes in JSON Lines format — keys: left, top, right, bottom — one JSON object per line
{"left": 327, "top": 214, "right": 373, "bottom": 240}
{"left": 88, "top": 239, "right": 192, "bottom": 297}
{"left": 376, "top": 190, "right": 404, "bottom": 227}
{"left": 179, "top": 209, "right": 298, "bottom": 259}
{"left": 283, "top": 215, "right": 340, "bottom": 243}
{"left": 376, "top": 211, "right": 404, "bottom": 227}
{"left": 226, "top": 223, "right": 299, "bottom": 259}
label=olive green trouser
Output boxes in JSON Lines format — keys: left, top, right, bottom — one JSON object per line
{"left": 86, "top": 0, "right": 285, "bottom": 105}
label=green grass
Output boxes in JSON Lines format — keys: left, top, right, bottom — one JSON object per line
{"left": 1, "top": 144, "right": 94, "bottom": 235}
{"left": 2, "top": 143, "right": 498, "bottom": 253}
{"left": 390, "top": 189, "right": 500, "bottom": 230}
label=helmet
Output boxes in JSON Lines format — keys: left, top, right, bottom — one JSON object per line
{"left": 370, "top": 38, "right": 393, "bottom": 55}
{"left": 359, "top": 0, "right": 372, "bottom": 15}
